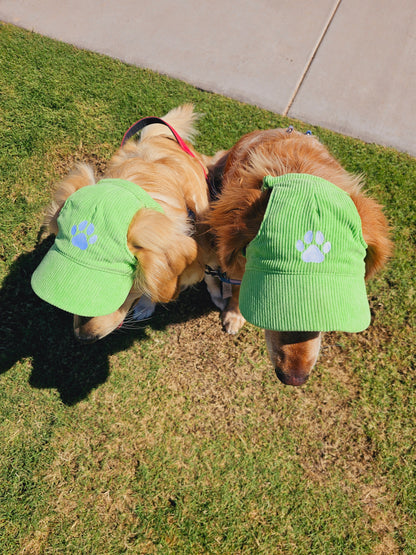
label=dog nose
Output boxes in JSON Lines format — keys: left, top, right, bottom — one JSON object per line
{"left": 73, "top": 315, "right": 101, "bottom": 343}
{"left": 74, "top": 331, "right": 99, "bottom": 344}
{"left": 73, "top": 317, "right": 99, "bottom": 343}
{"left": 274, "top": 368, "right": 309, "bottom": 386}
{"left": 265, "top": 330, "right": 321, "bottom": 386}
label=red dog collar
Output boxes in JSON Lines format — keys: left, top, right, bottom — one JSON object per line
{"left": 121, "top": 116, "right": 207, "bottom": 179}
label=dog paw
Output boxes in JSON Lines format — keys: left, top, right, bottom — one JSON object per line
{"left": 132, "top": 295, "right": 156, "bottom": 321}
{"left": 296, "top": 230, "right": 331, "bottom": 263}
{"left": 71, "top": 221, "right": 98, "bottom": 250}
{"left": 222, "top": 309, "right": 245, "bottom": 335}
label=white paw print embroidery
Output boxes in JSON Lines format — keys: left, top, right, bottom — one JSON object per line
{"left": 296, "top": 231, "right": 331, "bottom": 263}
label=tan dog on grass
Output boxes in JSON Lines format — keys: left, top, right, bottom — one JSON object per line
{"left": 206, "top": 128, "right": 392, "bottom": 385}
{"left": 32, "top": 105, "right": 218, "bottom": 342}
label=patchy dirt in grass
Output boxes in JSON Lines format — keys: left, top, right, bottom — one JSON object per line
{"left": 96, "top": 285, "right": 406, "bottom": 549}
{"left": 7, "top": 281, "right": 408, "bottom": 552}
{"left": 47, "top": 144, "right": 112, "bottom": 182}
{"left": 3, "top": 223, "right": 410, "bottom": 553}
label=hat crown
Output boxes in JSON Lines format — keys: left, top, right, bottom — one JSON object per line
{"left": 54, "top": 179, "right": 162, "bottom": 274}
{"left": 31, "top": 179, "right": 164, "bottom": 316}
{"left": 252, "top": 174, "right": 367, "bottom": 276}
{"left": 240, "top": 174, "right": 370, "bottom": 332}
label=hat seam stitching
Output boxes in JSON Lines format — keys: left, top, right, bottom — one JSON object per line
{"left": 244, "top": 267, "right": 363, "bottom": 277}
{"left": 53, "top": 245, "right": 136, "bottom": 276}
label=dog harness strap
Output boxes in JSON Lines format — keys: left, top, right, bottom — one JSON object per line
{"left": 121, "top": 116, "right": 207, "bottom": 178}
{"left": 205, "top": 265, "right": 242, "bottom": 285}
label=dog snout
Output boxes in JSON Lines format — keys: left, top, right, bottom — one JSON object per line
{"left": 74, "top": 316, "right": 100, "bottom": 343}
{"left": 75, "top": 333, "right": 100, "bottom": 344}
{"left": 265, "top": 330, "right": 321, "bottom": 386}
{"left": 275, "top": 368, "right": 310, "bottom": 386}
{"left": 73, "top": 303, "right": 129, "bottom": 342}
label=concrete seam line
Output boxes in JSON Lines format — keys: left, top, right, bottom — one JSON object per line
{"left": 282, "top": 0, "right": 343, "bottom": 117}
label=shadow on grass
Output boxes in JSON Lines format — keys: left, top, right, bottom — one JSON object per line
{"left": 0, "top": 237, "right": 214, "bottom": 405}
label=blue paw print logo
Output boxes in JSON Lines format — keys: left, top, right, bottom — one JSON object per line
{"left": 296, "top": 231, "right": 331, "bottom": 263}
{"left": 71, "top": 221, "right": 98, "bottom": 250}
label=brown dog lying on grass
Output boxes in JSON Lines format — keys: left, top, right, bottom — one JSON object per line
{"left": 32, "top": 105, "right": 218, "bottom": 342}
{"left": 206, "top": 127, "right": 392, "bottom": 385}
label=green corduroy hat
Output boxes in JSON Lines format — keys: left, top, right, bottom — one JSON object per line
{"left": 31, "top": 178, "right": 164, "bottom": 316}
{"left": 239, "top": 174, "right": 370, "bottom": 332}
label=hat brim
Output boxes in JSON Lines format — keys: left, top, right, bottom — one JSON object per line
{"left": 239, "top": 270, "right": 371, "bottom": 332}
{"left": 31, "top": 245, "right": 135, "bottom": 317}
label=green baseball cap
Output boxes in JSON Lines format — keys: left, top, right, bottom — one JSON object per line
{"left": 239, "top": 174, "right": 370, "bottom": 332}
{"left": 31, "top": 178, "right": 163, "bottom": 316}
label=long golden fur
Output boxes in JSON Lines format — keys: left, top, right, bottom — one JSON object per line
{"left": 41, "top": 104, "right": 216, "bottom": 341}
{"left": 206, "top": 128, "right": 392, "bottom": 385}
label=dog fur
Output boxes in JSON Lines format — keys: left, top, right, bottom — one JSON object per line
{"left": 41, "top": 104, "right": 216, "bottom": 341}
{"left": 206, "top": 128, "right": 392, "bottom": 385}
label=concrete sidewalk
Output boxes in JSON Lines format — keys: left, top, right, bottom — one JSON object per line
{"left": 1, "top": 0, "right": 415, "bottom": 156}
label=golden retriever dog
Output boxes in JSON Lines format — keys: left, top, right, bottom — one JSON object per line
{"left": 33, "top": 105, "right": 217, "bottom": 342}
{"left": 206, "top": 127, "right": 392, "bottom": 385}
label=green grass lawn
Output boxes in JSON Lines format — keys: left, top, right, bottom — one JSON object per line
{"left": 1, "top": 23, "right": 415, "bottom": 554}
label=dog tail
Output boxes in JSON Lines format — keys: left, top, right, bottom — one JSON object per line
{"left": 140, "top": 104, "right": 201, "bottom": 143}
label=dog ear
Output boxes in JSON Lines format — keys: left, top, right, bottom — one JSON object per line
{"left": 350, "top": 192, "right": 393, "bottom": 279}
{"left": 202, "top": 149, "right": 230, "bottom": 197}
{"left": 207, "top": 187, "right": 269, "bottom": 274}
{"left": 44, "top": 164, "right": 95, "bottom": 235}
{"left": 128, "top": 209, "right": 198, "bottom": 303}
